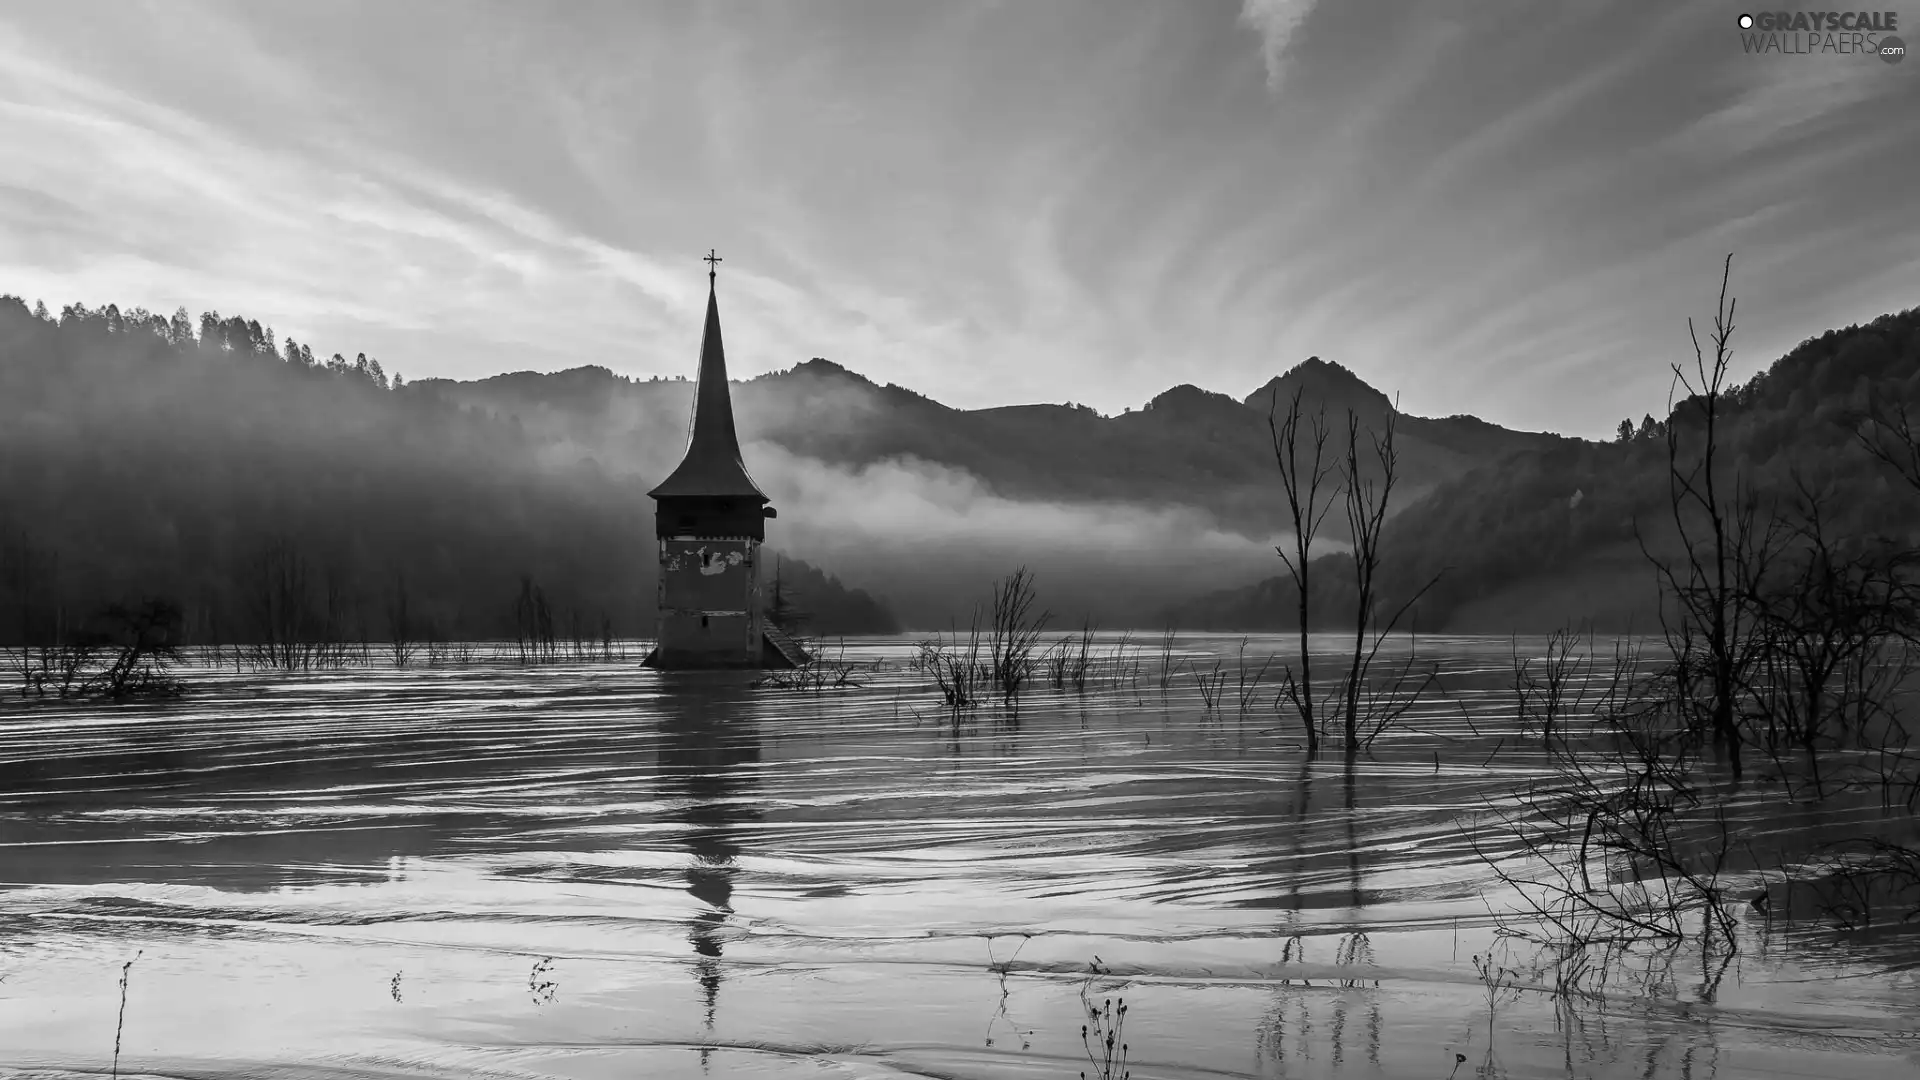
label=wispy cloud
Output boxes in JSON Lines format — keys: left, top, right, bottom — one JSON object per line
{"left": 1237, "top": 0, "right": 1319, "bottom": 91}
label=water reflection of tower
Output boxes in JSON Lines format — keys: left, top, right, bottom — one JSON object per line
{"left": 654, "top": 685, "right": 763, "bottom": 1031}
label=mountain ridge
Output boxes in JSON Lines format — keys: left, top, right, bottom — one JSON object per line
{"left": 422, "top": 354, "right": 1580, "bottom": 541}
{"left": 4, "top": 291, "right": 1916, "bottom": 634}
{"left": 423, "top": 352, "right": 1564, "bottom": 436}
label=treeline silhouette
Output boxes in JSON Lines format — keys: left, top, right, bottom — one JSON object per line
{"left": 1175, "top": 304, "right": 1920, "bottom": 631}
{"left": 0, "top": 295, "right": 898, "bottom": 658}
{"left": 762, "top": 556, "right": 898, "bottom": 639}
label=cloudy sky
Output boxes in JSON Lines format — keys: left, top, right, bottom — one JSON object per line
{"left": 1, "top": 0, "right": 1913, "bottom": 438}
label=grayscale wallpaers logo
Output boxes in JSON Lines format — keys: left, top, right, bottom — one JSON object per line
{"left": 1737, "top": 10, "right": 1905, "bottom": 61}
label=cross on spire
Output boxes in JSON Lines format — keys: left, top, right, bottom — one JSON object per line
{"left": 704, "top": 248, "right": 722, "bottom": 282}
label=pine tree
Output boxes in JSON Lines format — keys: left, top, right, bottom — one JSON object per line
{"left": 765, "top": 556, "right": 809, "bottom": 634}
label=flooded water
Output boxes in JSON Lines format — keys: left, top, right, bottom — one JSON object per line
{"left": 1, "top": 635, "right": 1916, "bottom": 1079}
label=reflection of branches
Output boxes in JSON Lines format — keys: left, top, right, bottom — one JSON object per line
{"left": 1333, "top": 932, "right": 1376, "bottom": 988}
{"left": 981, "top": 935, "right": 1034, "bottom": 1051}
{"left": 1756, "top": 838, "right": 1920, "bottom": 928}
{"left": 527, "top": 955, "right": 557, "bottom": 1005}
{"left": 1472, "top": 944, "right": 1528, "bottom": 1047}
{"left": 1260, "top": 934, "right": 1383, "bottom": 1073}
{"left": 1474, "top": 773, "right": 1740, "bottom": 955}
{"left": 112, "top": 950, "right": 142, "bottom": 1080}
{"left": 982, "top": 996, "right": 1031, "bottom": 1051}
{"left": 1474, "top": 645, "right": 1744, "bottom": 956}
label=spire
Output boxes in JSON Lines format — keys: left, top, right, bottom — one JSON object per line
{"left": 648, "top": 252, "right": 770, "bottom": 502}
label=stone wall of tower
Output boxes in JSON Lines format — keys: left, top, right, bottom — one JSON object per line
{"left": 652, "top": 497, "right": 766, "bottom": 669}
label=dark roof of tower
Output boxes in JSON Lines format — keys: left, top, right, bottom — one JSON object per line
{"left": 648, "top": 274, "right": 770, "bottom": 502}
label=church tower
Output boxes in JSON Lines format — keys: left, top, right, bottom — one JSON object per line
{"left": 644, "top": 251, "right": 807, "bottom": 670}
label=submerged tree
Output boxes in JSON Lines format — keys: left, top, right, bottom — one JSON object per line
{"left": 987, "top": 567, "right": 1050, "bottom": 703}
{"left": 385, "top": 571, "right": 417, "bottom": 668}
{"left": 512, "top": 575, "right": 557, "bottom": 663}
{"left": 1267, "top": 379, "right": 1338, "bottom": 756}
{"left": 1641, "top": 254, "right": 1762, "bottom": 780}
{"left": 1334, "top": 401, "right": 1439, "bottom": 756}
{"left": 88, "top": 598, "right": 187, "bottom": 700}
{"left": 1263, "top": 371, "right": 1438, "bottom": 755}
{"left": 244, "top": 535, "right": 316, "bottom": 672}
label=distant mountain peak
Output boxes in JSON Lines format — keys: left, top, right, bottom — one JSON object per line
{"left": 1145, "top": 383, "right": 1246, "bottom": 413}
{"left": 742, "top": 357, "right": 876, "bottom": 390}
{"left": 1243, "top": 355, "right": 1393, "bottom": 415}
{"left": 790, "top": 356, "right": 863, "bottom": 380}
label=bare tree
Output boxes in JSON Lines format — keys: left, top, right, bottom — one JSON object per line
{"left": 246, "top": 535, "right": 315, "bottom": 671}
{"left": 88, "top": 598, "right": 186, "bottom": 699}
{"left": 2, "top": 533, "right": 60, "bottom": 694}
{"left": 1743, "top": 476, "right": 1911, "bottom": 796}
{"left": 1858, "top": 397, "right": 1920, "bottom": 495}
{"left": 1335, "top": 404, "right": 1440, "bottom": 756}
{"left": 986, "top": 567, "right": 1049, "bottom": 703}
{"left": 512, "top": 576, "right": 556, "bottom": 663}
{"left": 1267, "top": 382, "right": 1339, "bottom": 756}
{"left": 385, "top": 571, "right": 417, "bottom": 668}
{"left": 322, "top": 562, "right": 351, "bottom": 666}
{"left": 765, "top": 555, "right": 810, "bottom": 635}
{"left": 1641, "top": 254, "right": 1762, "bottom": 780}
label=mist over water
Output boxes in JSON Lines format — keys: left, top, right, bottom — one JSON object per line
{"left": 486, "top": 370, "right": 1292, "bottom": 626}
{"left": 752, "top": 446, "right": 1283, "bottom": 626}
{"left": 1, "top": 636, "right": 1917, "bottom": 1079}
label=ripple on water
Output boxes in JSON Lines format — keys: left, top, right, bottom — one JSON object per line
{"left": 2, "top": 636, "right": 1918, "bottom": 1079}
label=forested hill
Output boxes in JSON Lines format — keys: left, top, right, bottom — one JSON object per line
{"left": 1171, "top": 305, "right": 1920, "bottom": 633}
{"left": 17, "top": 285, "right": 1871, "bottom": 638}
{"left": 0, "top": 297, "right": 895, "bottom": 643}
{"left": 0, "top": 287, "right": 1579, "bottom": 633}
